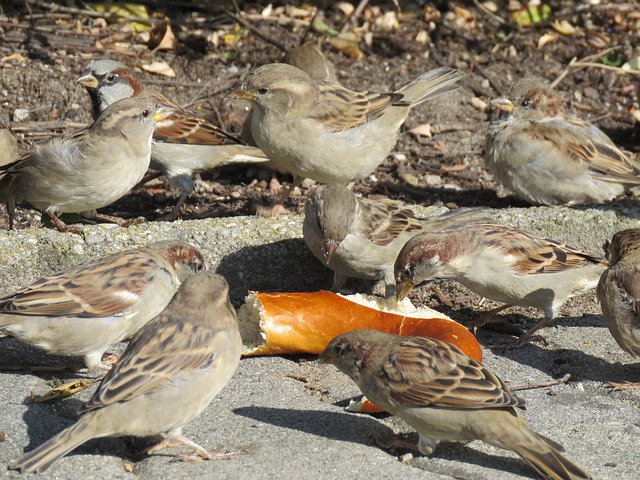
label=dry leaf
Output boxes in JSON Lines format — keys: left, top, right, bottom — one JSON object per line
{"left": 1, "top": 53, "right": 30, "bottom": 64}
{"left": 553, "top": 19, "right": 577, "bottom": 35}
{"left": 538, "top": 32, "right": 559, "bottom": 48}
{"left": 147, "top": 20, "right": 175, "bottom": 51}
{"left": 336, "top": 2, "right": 354, "bottom": 16}
{"left": 329, "top": 32, "right": 363, "bottom": 59}
{"left": 630, "top": 107, "right": 640, "bottom": 123}
{"left": 471, "top": 97, "right": 489, "bottom": 112}
{"left": 408, "top": 123, "right": 432, "bottom": 138}
{"left": 415, "top": 30, "right": 429, "bottom": 44}
{"left": 375, "top": 11, "right": 399, "bottom": 31}
{"left": 140, "top": 61, "right": 176, "bottom": 77}
{"left": 622, "top": 56, "right": 640, "bottom": 71}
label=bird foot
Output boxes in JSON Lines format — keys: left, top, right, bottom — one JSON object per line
{"left": 147, "top": 435, "right": 244, "bottom": 461}
{"left": 491, "top": 333, "right": 548, "bottom": 349}
{"left": 371, "top": 434, "right": 419, "bottom": 454}
{"left": 47, "top": 213, "right": 85, "bottom": 238}
{"left": 605, "top": 381, "right": 640, "bottom": 391}
{"left": 93, "top": 213, "right": 147, "bottom": 227}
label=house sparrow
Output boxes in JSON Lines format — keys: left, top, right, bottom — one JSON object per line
{"left": 395, "top": 224, "right": 608, "bottom": 346}
{"left": 320, "top": 330, "right": 591, "bottom": 480}
{"left": 597, "top": 228, "right": 640, "bottom": 359}
{"left": 229, "top": 63, "right": 464, "bottom": 193}
{"left": 77, "top": 59, "right": 269, "bottom": 220}
{"left": 0, "top": 96, "right": 161, "bottom": 233}
{"left": 11, "top": 272, "right": 242, "bottom": 474}
{"left": 0, "top": 117, "right": 19, "bottom": 167}
{"left": 303, "top": 184, "right": 490, "bottom": 297}
{"left": 0, "top": 240, "right": 205, "bottom": 370}
{"left": 486, "top": 78, "right": 640, "bottom": 205}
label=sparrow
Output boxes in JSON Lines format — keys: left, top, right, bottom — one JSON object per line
{"left": 597, "top": 228, "right": 640, "bottom": 358}
{"left": 486, "top": 78, "right": 640, "bottom": 205}
{"left": 0, "top": 117, "right": 19, "bottom": 167}
{"left": 11, "top": 272, "right": 242, "bottom": 474}
{"left": 0, "top": 96, "right": 161, "bottom": 233}
{"left": 394, "top": 224, "right": 608, "bottom": 346}
{"left": 303, "top": 184, "right": 491, "bottom": 297}
{"left": 320, "top": 330, "right": 591, "bottom": 480}
{"left": 0, "top": 240, "right": 205, "bottom": 370}
{"left": 77, "top": 59, "right": 269, "bottom": 220}
{"left": 229, "top": 63, "right": 464, "bottom": 189}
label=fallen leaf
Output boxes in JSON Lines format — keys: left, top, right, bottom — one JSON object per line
{"left": 552, "top": 19, "right": 577, "bottom": 35}
{"left": 329, "top": 32, "right": 363, "bottom": 59}
{"left": 147, "top": 20, "right": 175, "bottom": 51}
{"left": 538, "top": 32, "right": 559, "bottom": 48}
{"left": 140, "top": 61, "right": 176, "bottom": 77}
{"left": 408, "top": 123, "right": 432, "bottom": 138}
{"left": 622, "top": 56, "right": 640, "bottom": 71}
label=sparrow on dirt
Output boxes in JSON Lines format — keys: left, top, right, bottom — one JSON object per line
{"left": 0, "top": 240, "right": 205, "bottom": 370}
{"left": 0, "top": 96, "right": 162, "bottom": 234}
{"left": 486, "top": 78, "right": 640, "bottom": 205}
{"left": 229, "top": 63, "right": 464, "bottom": 212}
{"left": 395, "top": 224, "right": 608, "bottom": 347}
{"left": 11, "top": 272, "right": 242, "bottom": 474}
{"left": 77, "top": 59, "right": 269, "bottom": 220}
{"left": 303, "top": 184, "right": 490, "bottom": 297}
{"left": 320, "top": 329, "right": 591, "bottom": 480}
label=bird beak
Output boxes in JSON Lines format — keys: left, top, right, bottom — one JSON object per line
{"left": 76, "top": 73, "right": 99, "bottom": 89}
{"left": 153, "top": 107, "right": 174, "bottom": 123}
{"left": 324, "top": 240, "right": 338, "bottom": 264}
{"left": 490, "top": 97, "right": 516, "bottom": 113}
{"left": 318, "top": 347, "right": 334, "bottom": 364}
{"left": 395, "top": 280, "right": 415, "bottom": 301}
{"left": 227, "top": 87, "right": 254, "bottom": 101}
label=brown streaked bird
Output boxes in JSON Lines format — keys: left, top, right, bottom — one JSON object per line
{"left": 320, "top": 330, "right": 591, "bottom": 480}
{"left": 77, "top": 59, "right": 269, "bottom": 221}
{"left": 229, "top": 63, "right": 464, "bottom": 212}
{"left": 597, "top": 229, "right": 640, "bottom": 389}
{"left": 0, "top": 96, "right": 162, "bottom": 234}
{"left": 486, "top": 78, "right": 640, "bottom": 206}
{"left": 303, "top": 184, "right": 491, "bottom": 297}
{"left": 0, "top": 240, "right": 205, "bottom": 370}
{"left": 11, "top": 272, "right": 242, "bottom": 474}
{"left": 395, "top": 224, "right": 608, "bottom": 347}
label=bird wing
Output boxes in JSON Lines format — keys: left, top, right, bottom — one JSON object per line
{"left": 311, "top": 82, "right": 405, "bottom": 132}
{"left": 356, "top": 196, "right": 423, "bottom": 246}
{"left": 151, "top": 92, "right": 244, "bottom": 146}
{"left": 0, "top": 250, "right": 160, "bottom": 318}
{"left": 479, "top": 224, "right": 606, "bottom": 274}
{"left": 528, "top": 116, "right": 640, "bottom": 184}
{"left": 79, "top": 313, "right": 221, "bottom": 413}
{"left": 381, "top": 337, "right": 523, "bottom": 409}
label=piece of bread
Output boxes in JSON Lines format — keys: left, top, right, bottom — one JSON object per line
{"left": 238, "top": 290, "right": 482, "bottom": 362}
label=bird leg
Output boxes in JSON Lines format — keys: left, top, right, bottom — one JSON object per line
{"left": 604, "top": 381, "right": 640, "bottom": 391}
{"left": 466, "top": 304, "right": 511, "bottom": 333}
{"left": 92, "top": 213, "right": 147, "bottom": 227}
{"left": 256, "top": 176, "right": 301, "bottom": 217}
{"left": 492, "top": 316, "right": 552, "bottom": 349}
{"left": 47, "top": 212, "right": 85, "bottom": 237}
{"left": 158, "top": 191, "right": 187, "bottom": 222}
{"left": 146, "top": 435, "right": 241, "bottom": 462}
{"left": 372, "top": 433, "right": 436, "bottom": 456}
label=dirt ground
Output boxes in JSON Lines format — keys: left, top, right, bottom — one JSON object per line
{"left": 0, "top": 1, "right": 639, "bottom": 330}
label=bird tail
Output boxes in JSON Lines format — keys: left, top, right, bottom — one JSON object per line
{"left": 10, "top": 418, "right": 99, "bottom": 474}
{"left": 421, "top": 207, "right": 492, "bottom": 233}
{"left": 512, "top": 432, "right": 592, "bottom": 480}
{"left": 396, "top": 67, "right": 465, "bottom": 106}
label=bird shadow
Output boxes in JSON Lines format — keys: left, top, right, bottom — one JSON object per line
{"left": 234, "top": 406, "right": 540, "bottom": 479}
{"left": 216, "top": 239, "right": 333, "bottom": 304}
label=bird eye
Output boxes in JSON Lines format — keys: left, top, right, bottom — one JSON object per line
{"left": 141, "top": 109, "right": 151, "bottom": 118}
{"left": 521, "top": 99, "right": 531, "bottom": 108}
{"left": 257, "top": 87, "right": 269, "bottom": 95}
{"left": 105, "top": 73, "right": 117, "bottom": 84}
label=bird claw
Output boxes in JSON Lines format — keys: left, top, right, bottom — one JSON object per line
{"left": 605, "top": 381, "right": 640, "bottom": 391}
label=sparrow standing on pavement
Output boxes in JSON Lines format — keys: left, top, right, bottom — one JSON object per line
{"left": 486, "top": 78, "right": 640, "bottom": 205}
{"left": 11, "top": 272, "right": 242, "bottom": 474}
{"left": 0, "top": 240, "right": 205, "bottom": 370}
{"left": 77, "top": 59, "right": 269, "bottom": 220}
{"left": 229, "top": 63, "right": 464, "bottom": 209}
{"left": 0, "top": 96, "right": 161, "bottom": 233}
{"left": 303, "top": 184, "right": 490, "bottom": 297}
{"left": 320, "top": 330, "right": 591, "bottom": 480}
{"left": 395, "top": 224, "right": 608, "bottom": 346}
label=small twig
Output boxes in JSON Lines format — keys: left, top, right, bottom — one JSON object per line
{"left": 510, "top": 373, "right": 571, "bottom": 392}
{"left": 472, "top": 0, "right": 506, "bottom": 24}
{"left": 550, "top": 47, "right": 636, "bottom": 89}
{"left": 240, "top": 14, "right": 311, "bottom": 28}
{"left": 223, "top": 9, "right": 287, "bottom": 52}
